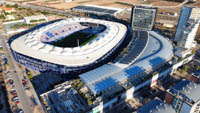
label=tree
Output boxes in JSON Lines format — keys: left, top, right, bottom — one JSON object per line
{"left": 0, "top": 15, "right": 5, "bottom": 19}
{"left": 87, "top": 96, "right": 93, "bottom": 105}
{"left": 191, "top": 63, "right": 195, "bottom": 69}
{"left": 179, "top": 69, "right": 184, "bottom": 74}
{"left": 5, "top": 4, "right": 11, "bottom": 8}
{"left": 42, "top": 11, "right": 50, "bottom": 15}
{"left": 13, "top": 4, "right": 18, "bottom": 8}
{"left": 196, "top": 65, "right": 200, "bottom": 71}
{"left": 77, "top": 83, "right": 82, "bottom": 90}
{"left": 183, "top": 65, "right": 189, "bottom": 72}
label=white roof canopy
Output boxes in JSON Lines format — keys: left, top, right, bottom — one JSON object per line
{"left": 11, "top": 18, "right": 127, "bottom": 66}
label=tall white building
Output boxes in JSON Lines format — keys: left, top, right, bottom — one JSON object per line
{"left": 175, "top": 6, "right": 200, "bottom": 49}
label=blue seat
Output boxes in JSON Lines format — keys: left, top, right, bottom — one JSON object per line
{"left": 46, "top": 32, "right": 54, "bottom": 38}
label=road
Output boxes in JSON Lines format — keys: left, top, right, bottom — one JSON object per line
{"left": 0, "top": 30, "right": 35, "bottom": 113}
{"left": 0, "top": 32, "right": 34, "bottom": 113}
{"left": 177, "top": 0, "right": 189, "bottom": 7}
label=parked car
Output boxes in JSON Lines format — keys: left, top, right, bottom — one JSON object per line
{"left": 12, "top": 96, "right": 19, "bottom": 101}
{"left": 23, "top": 85, "right": 29, "bottom": 90}
{"left": 10, "top": 86, "right": 15, "bottom": 91}
{"left": 10, "top": 88, "right": 16, "bottom": 92}
{"left": 8, "top": 79, "right": 14, "bottom": 84}
{"left": 10, "top": 90, "right": 17, "bottom": 95}
{"left": 11, "top": 84, "right": 15, "bottom": 89}
{"left": 23, "top": 76, "right": 27, "bottom": 79}
{"left": 17, "top": 108, "right": 24, "bottom": 113}
{"left": 7, "top": 73, "right": 12, "bottom": 78}
{"left": 22, "top": 79, "right": 27, "bottom": 86}
{"left": 11, "top": 92, "right": 17, "bottom": 96}
{"left": 15, "top": 100, "right": 20, "bottom": 104}
{"left": 6, "top": 71, "right": 10, "bottom": 75}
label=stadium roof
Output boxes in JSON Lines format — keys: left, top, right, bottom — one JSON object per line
{"left": 79, "top": 31, "right": 174, "bottom": 95}
{"left": 10, "top": 17, "right": 127, "bottom": 67}
{"left": 23, "top": 14, "right": 48, "bottom": 24}
{"left": 170, "top": 79, "right": 200, "bottom": 102}
{"left": 135, "top": 99, "right": 175, "bottom": 113}
{"left": 118, "top": 31, "right": 149, "bottom": 64}
{"left": 72, "top": 4, "right": 124, "bottom": 15}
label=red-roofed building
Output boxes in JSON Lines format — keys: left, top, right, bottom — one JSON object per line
{"left": 0, "top": 6, "right": 16, "bottom": 13}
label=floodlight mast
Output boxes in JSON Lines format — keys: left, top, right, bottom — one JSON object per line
{"left": 77, "top": 39, "right": 79, "bottom": 47}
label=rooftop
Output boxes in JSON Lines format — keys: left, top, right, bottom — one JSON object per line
{"left": 72, "top": 4, "right": 124, "bottom": 15}
{"left": 10, "top": 17, "right": 127, "bottom": 67}
{"left": 169, "top": 79, "right": 200, "bottom": 103}
{"left": 40, "top": 83, "right": 87, "bottom": 113}
{"left": 79, "top": 31, "right": 173, "bottom": 95}
{"left": 118, "top": 31, "right": 149, "bottom": 64}
{"left": 23, "top": 14, "right": 47, "bottom": 21}
{"left": 182, "top": 19, "right": 198, "bottom": 33}
{"left": 136, "top": 99, "right": 175, "bottom": 113}
{"left": 0, "top": 6, "right": 15, "bottom": 11}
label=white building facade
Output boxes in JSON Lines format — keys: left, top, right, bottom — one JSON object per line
{"left": 175, "top": 6, "right": 200, "bottom": 49}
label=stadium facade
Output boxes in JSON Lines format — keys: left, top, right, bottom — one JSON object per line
{"left": 9, "top": 18, "right": 129, "bottom": 74}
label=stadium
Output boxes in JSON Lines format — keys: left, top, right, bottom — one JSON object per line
{"left": 79, "top": 30, "right": 174, "bottom": 96}
{"left": 9, "top": 18, "right": 128, "bottom": 74}
{"left": 9, "top": 10, "right": 175, "bottom": 113}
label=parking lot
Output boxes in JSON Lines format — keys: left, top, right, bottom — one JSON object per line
{"left": 0, "top": 57, "right": 25, "bottom": 113}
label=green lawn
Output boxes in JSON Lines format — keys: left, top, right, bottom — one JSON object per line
{"left": 52, "top": 32, "right": 98, "bottom": 47}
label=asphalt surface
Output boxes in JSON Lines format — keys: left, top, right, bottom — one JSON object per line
{"left": 152, "top": 0, "right": 189, "bottom": 9}
{"left": 0, "top": 30, "right": 34, "bottom": 113}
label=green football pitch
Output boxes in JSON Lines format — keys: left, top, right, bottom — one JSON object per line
{"left": 52, "top": 32, "right": 98, "bottom": 47}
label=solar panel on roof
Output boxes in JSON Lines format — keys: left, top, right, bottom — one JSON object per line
{"left": 149, "top": 57, "right": 164, "bottom": 67}
{"left": 172, "top": 80, "right": 190, "bottom": 90}
{"left": 119, "top": 31, "right": 148, "bottom": 64}
{"left": 79, "top": 64, "right": 120, "bottom": 86}
{"left": 92, "top": 8, "right": 107, "bottom": 12}
{"left": 105, "top": 10, "right": 117, "bottom": 14}
{"left": 73, "top": 5, "right": 118, "bottom": 14}
{"left": 125, "top": 66, "right": 143, "bottom": 76}
{"left": 74, "top": 6, "right": 86, "bottom": 9}
{"left": 84, "top": 6, "right": 94, "bottom": 10}
{"left": 94, "top": 77, "right": 117, "bottom": 93}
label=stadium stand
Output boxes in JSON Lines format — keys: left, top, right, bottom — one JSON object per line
{"left": 119, "top": 31, "right": 148, "bottom": 64}
{"left": 10, "top": 18, "right": 128, "bottom": 74}
{"left": 41, "top": 23, "right": 88, "bottom": 43}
